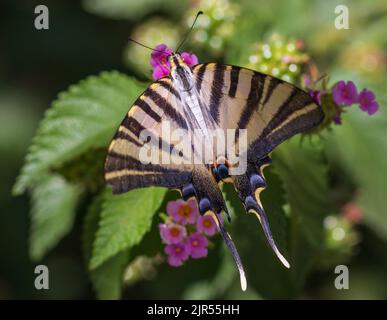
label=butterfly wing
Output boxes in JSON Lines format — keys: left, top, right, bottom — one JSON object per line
{"left": 105, "top": 75, "right": 231, "bottom": 251}
{"left": 105, "top": 78, "right": 194, "bottom": 194}
{"left": 193, "top": 63, "right": 324, "bottom": 267}
{"left": 193, "top": 63, "right": 324, "bottom": 160}
{"left": 105, "top": 76, "right": 228, "bottom": 214}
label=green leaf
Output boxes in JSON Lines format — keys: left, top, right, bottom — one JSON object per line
{"left": 90, "top": 252, "right": 129, "bottom": 300}
{"left": 30, "top": 174, "right": 81, "bottom": 261}
{"left": 273, "top": 137, "right": 330, "bottom": 245}
{"left": 273, "top": 137, "right": 331, "bottom": 288}
{"left": 13, "top": 71, "right": 146, "bottom": 195}
{"left": 90, "top": 187, "right": 167, "bottom": 270}
{"left": 325, "top": 109, "right": 387, "bottom": 240}
{"left": 83, "top": 194, "right": 129, "bottom": 299}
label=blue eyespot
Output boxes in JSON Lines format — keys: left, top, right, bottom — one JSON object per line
{"left": 199, "top": 198, "right": 211, "bottom": 214}
{"left": 249, "top": 174, "right": 266, "bottom": 189}
{"left": 244, "top": 195, "right": 257, "bottom": 211}
{"left": 217, "top": 163, "right": 229, "bottom": 179}
{"left": 181, "top": 183, "right": 196, "bottom": 200}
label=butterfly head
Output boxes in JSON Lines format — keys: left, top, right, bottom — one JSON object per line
{"left": 168, "top": 52, "right": 183, "bottom": 67}
{"left": 168, "top": 53, "right": 193, "bottom": 91}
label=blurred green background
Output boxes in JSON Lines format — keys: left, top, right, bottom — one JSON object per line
{"left": 1, "top": 0, "right": 387, "bottom": 299}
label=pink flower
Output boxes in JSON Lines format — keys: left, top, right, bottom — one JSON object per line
{"left": 150, "top": 44, "right": 172, "bottom": 68}
{"left": 309, "top": 89, "right": 321, "bottom": 105}
{"left": 165, "top": 243, "right": 189, "bottom": 267}
{"left": 186, "top": 232, "right": 208, "bottom": 259}
{"left": 358, "top": 89, "right": 379, "bottom": 115}
{"left": 196, "top": 214, "right": 220, "bottom": 236}
{"left": 180, "top": 52, "right": 198, "bottom": 67}
{"left": 167, "top": 199, "right": 199, "bottom": 225}
{"left": 150, "top": 43, "right": 199, "bottom": 80}
{"left": 332, "top": 81, "right": 358, "bottom": 106}
{"left": 150, "top": 44, "right": 172, "bottom": 80}
{"left": 152, "top": 64, "right": 170, "bottom": 81}
{"left": 159, "top": 223, "right": 186, "bottom": 244}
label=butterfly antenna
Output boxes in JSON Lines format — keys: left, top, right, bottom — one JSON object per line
{"left": 313, "top": 73, "right": 328, "bottom": 84}
{"left": 207, "top": 211, "right": 247, "bottom": 291}
{"left": 128, "top": 38, "right": 169, "bottom": 54}
{"left": 175, "top": 11, "right": 203, "bottom": 52}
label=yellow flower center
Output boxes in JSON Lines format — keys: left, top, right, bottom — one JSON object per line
{"left": 170, "top": 227, "right": 180, "bottom": 237}
{"left": 203, "top": 218, "right": 212, "bottom": 228}
{"left": 192, "top": 240, "right": 199, "bottom": 247}
{"left": 178, "top": 204, "right": 192, "bottom": 218}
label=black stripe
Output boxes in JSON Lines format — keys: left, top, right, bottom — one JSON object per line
{"left": 195, "top": 64, "right": 208, "bottom": 93}
{"left": 136, "top": 98, "right": 162, "bottom": 123}
{"left": 106, "top": 152, "right": 182, "bottom": 173}
{"left": 248, "top": 107, "right": 324, "bottom": 161}
{"left": 260, "top": 88, "right": 313, "bottom": 139}
{"left": 108, "top": 170, "right": 192, "bottom": 194}
{"left": 114, "top": 129, "right": 142, "bottom": 147}
{"left": 122, "top": 116, "right": 146, "bottom": 137}
{"left": 173, "top": 56, "right": 179, "bottom": 67}
{"left": 144, "top": 88, "right": 188, "bottom": 130}
{"left": 228, "top": 66, "right": 240, "bottom": 97}
{"left": 209, "top": 64, "right": 225, "bottom": 123}
{"left": 111, "top": 131, "right": 182, "bottom": 164}
{"left": 157, "top": 80, "right": 181, "bottom": 100}
{"left": 262, "top": 78, "right": 282, "bottom": 106}
{"left": 237, "top": 72, "right": 265, "bottom": 130}
{"left": 177, "top": 67, "right": 191, "bottom": 92}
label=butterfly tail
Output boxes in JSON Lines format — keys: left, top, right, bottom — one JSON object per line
{"left": 181, "top": 166, "right": 247, "bottom": 291}
{"left": 245, "top": 196, "right": 290, "bottom": 269}
{"left": 232, "top": 159, "right": 290, "bottom": 269}
{"left": 207, "top": 211, "right": 247, "bottom": 291}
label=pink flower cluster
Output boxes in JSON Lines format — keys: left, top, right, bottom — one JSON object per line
{"left": 150, "top": 44, "right": 199, "bottom": 80}
{"left": 159, "top": 199, "right": 220, "bottom": 267}
{"left": 333, "top": 81, "right": 379, "bottom": 115}
{"left": 331, "top": 81, "right": 379, "bottom": 123}
{"left": 306, "top": 78, "right": 379, "bottom": 125}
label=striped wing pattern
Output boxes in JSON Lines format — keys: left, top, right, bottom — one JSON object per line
{"left": 105, "top": 78, "right": 193, "bottom": 194}
{"left": 192, "top": 63, "right": 324, "bottom": 161}
{"left": 192, "top": 63, "right": 324, "bottom": 271}
{"left": 106, "top": 63, "right": 323, "bottom": 195}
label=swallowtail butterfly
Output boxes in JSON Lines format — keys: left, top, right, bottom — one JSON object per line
{"left": 104, "top": 14, "right": 324, "bottom": 291}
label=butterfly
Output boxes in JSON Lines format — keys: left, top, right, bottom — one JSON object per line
{"left": 104, "top": 24, "right": 324, "bottom": 291}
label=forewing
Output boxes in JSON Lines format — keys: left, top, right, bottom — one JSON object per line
{"left": 192, "top": 63, "right": 324, "bottom": 161}
{"left": 104, "top": 78, "right": 193, "bottom": 194}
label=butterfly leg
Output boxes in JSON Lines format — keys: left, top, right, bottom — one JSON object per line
{"left": 231, "top": 157, "right": 290, "bottom": 268}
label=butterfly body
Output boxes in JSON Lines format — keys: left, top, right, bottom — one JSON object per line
{"left": 105, "top": 52, "right": 324, "bottom": 290}
{"left": 170, "top": 54, "right": 215, "bottom": 137}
